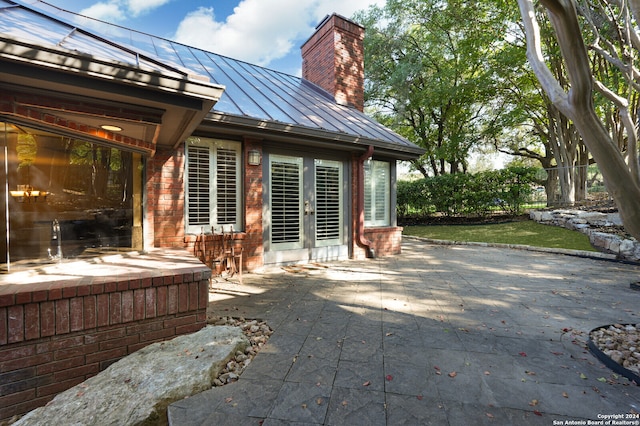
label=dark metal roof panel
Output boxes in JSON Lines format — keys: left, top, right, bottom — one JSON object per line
{"left": 2, "top": 0, "right": 423, "bottom": 155}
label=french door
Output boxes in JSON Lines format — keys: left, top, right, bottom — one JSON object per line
{"left": 266, "top": 154, "right": 347, "bottom": 264}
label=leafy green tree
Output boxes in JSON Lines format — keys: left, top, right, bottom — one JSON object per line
{"left": 356, "top": 0, "right": 520, "bottom": 177}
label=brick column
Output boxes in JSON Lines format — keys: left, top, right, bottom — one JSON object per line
{"left": 243, "top": 137, "right": 264, "bottom": 270}
{"left": 147, "top": 146, "right": 186, "bottom": 249}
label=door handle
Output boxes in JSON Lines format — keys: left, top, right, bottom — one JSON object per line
{"left": 304, "top": 200, "right": 314, "bottom": 215}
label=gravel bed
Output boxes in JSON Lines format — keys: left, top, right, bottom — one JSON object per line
{"left": 589, "top": 324, "right": 640, "bottom": 382}
{"left": 206, "top": 316, "right": 273, "bottom": 386}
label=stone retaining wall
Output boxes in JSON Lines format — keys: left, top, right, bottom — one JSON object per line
{"left": 0, "top": 250, "right": 210, "bottom": 422}
{"left": 530, "top": 210, "right": 640, "bottom": 262}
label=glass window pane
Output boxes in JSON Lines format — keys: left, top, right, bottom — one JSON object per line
{"left": 1, "top": 121, "right": 139, "bottom": 271}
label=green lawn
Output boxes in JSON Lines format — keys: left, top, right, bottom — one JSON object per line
{"left": 403, "top": 219, "right": 597, "bottom": 252}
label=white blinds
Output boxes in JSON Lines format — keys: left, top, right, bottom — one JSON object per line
{"left": 315, "top": 161, "right": 341, "bottom": 242}
{"left": 270, "top": 157, "right": 302, "bottom": 245}
{"left": 186, "top": 145, "right": 211, "bottom": 226}
{"left": 364, "top": 160, "right": 390, "bottom": 226}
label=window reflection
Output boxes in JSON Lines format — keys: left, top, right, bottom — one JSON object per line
{"left": 1, "top": 122, "right": 140, "bottom": 271}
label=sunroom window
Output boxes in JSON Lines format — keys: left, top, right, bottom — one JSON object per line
{"left": 1, "top": 121, "right": 142, "bottom": 271}
{"left": 364, "top": 159, "right": 390, "bottom": 227}
{"left": 185, "top": 137, "right": 242, "bottom": 234}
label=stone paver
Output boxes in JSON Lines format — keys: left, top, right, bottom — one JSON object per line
{"left": 168, "top": 240, "right": 640, "bottom": 425}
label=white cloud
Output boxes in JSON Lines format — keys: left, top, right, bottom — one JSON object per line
{"left": 174, "top": 0, "right": 385, "bottom": 67}
{"left": 175, "top": 0, "right": 314, "bottom": 66}
{"left": 79, "top": 0, "right": 171, "bottom": 22}
{"left": 127, "top": 0, "right": 172, "bottom": 17}
{"left": 310, "top": 0, "right": 385, "bottom": 21}
{"left": 79, "top": 2, "right": 125, "bottom": 23}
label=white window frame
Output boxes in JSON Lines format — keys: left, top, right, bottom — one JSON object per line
{"left": 364, "top": 159, "right": 390, "bottom": 227}
{"left": 185, "top": 137, "right": 242, "bottom": 234}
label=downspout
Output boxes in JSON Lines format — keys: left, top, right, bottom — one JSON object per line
{"left": 356, "top": 145, "right": 375, "bottom": 258}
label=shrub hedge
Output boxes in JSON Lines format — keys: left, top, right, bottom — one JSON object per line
{"left": 397, "top": 166, "right": 538, "bottom": 218}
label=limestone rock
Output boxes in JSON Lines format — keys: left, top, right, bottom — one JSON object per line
{"left": 620, "top": 239, "right": 636, "bottom": 256}
{"left": 607, "top": 213, "right": 623, "bottom": 226}
{"left": 530, "top": 208, "right": 640, "bottom": 262}
{"left": 577, "top": 211, "right": 607, "bottom": 222}
{"left": 529, "top": 211, "right": 543, "bottom": 221}
{"left": 573, "top": 223, "right": 590, "bottom": 232}
{"left": 15, "top": 326, "right": 249, "bottom": 426}
{"left": 591, "top": 324, "right": 640, "bottom": 375}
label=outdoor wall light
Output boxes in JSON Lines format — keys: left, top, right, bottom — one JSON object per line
{"left": 248, "top": 149, "right": 261, "bottom": 166}
{"left": 100, "top": 124, "right": 123, "bottom": 132}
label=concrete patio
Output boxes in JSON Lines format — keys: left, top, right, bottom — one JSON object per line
{"left": 169, "top": 238, "right": 640, "bottom": 425}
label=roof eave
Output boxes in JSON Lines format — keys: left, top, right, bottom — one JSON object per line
{"left": 0, "top": 34, "right": 225, "bottom": 102}
{"left": 0, "top": 34, "right": 227, "bottom": 150}
{"left": 200, "top": 112, "right": 425, "bottom": 160}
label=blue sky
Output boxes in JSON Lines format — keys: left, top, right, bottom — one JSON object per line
{"left": 40, "top": 0, "right": 385, "bottom": 76}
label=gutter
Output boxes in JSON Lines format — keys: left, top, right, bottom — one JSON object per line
{"left": 357, "top": 145, "right": 375, "bottom": 258}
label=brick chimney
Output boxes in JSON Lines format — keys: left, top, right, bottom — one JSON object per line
{"left": 301, "top": 14, "right": 365, "bottom": 112}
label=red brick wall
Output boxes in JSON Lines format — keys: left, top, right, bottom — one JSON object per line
{"left": 301, "top": 14, "right": 365, "bottom": 111}
{"left": 364, "top": 227, "right": 403, "bottom": 257}
{"left": 241, "top": 138, "right": 264, "bottom": 271}
{"left": 352, "top": 226, "right": 404, "bottom": 260}
{"left": 148, "top": 146, "right": 186, "bottom": 249}
{"left": 0, "top": 262, "right": 210, "bottom": 422}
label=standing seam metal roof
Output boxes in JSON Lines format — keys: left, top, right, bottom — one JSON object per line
{"left": 1, "top": 0, "right": 423, "bottom": 155}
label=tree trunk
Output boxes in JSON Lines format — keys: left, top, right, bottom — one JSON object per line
{"left": 574, "top": 142, "right": 589, "bottom": 202}
{"left": 545, "top": 167, "right": 559, "bottom": 206}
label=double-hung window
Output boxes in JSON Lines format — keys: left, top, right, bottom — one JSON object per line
{"left": 364, "top": 159, "right": 390, "bottom": 227}
{"left": 185, "top": 137, "right": 242, "bottom": 234}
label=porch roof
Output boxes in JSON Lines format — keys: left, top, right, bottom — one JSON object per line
{"left": 0, "top": 0, "right": 227, "bottom": 151}
{"left": 2, "top": 0, "right": 424, "bottom": 159}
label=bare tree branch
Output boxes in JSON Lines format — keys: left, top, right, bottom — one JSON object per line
{"left": 517, "top": 0, "right": 571, "bottom": 110}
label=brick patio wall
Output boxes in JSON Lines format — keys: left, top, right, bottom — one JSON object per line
{"left": 352, "top": 226, "right": 403, "bottom": 260}
{"left": 364, "top": 226, "right": 403, "bottom": 258}
{"left": 147, "top": 146, "right": 186, "bottom": 249}
{"left": 0, "top": 254, "right": 210, "bottom": 422}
